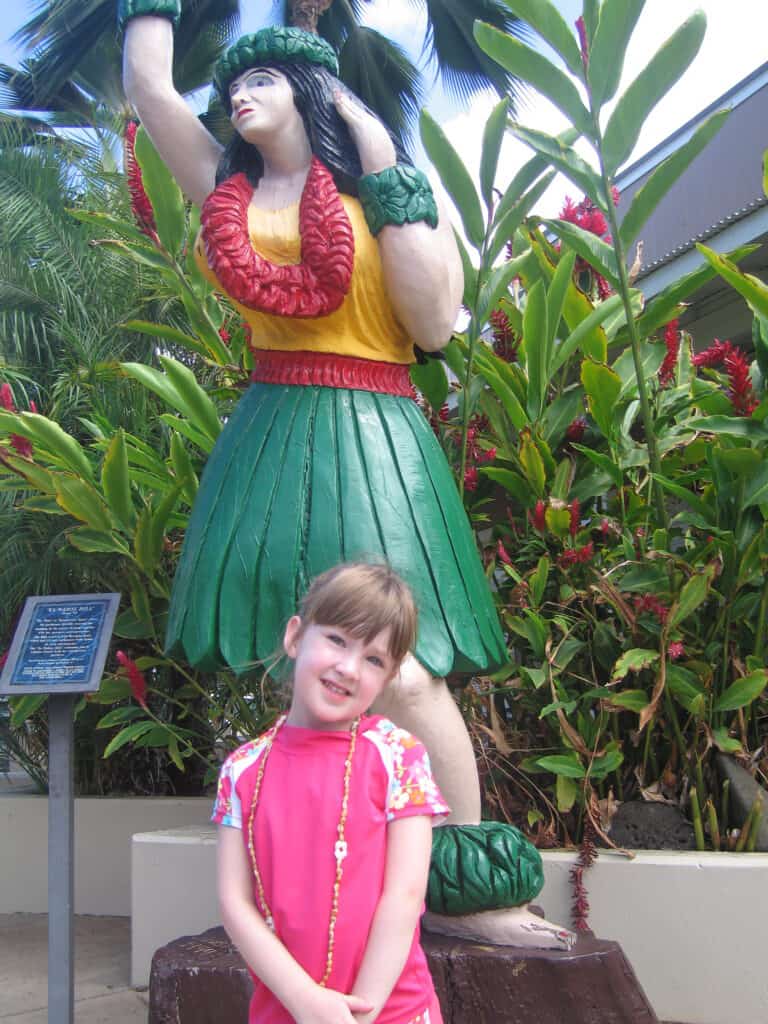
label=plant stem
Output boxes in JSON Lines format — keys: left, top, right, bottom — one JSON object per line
{"left": 705, "top": 799, "right": 720, "bottom": 851}
{"left": 746, "top": 796, "right": 763, "bottom": 852}
{"left": 754, "top": 571, "right": 768, "bottom": 661}
{"left": 695, "top": 756, "right": 707, "bottom": 805}
{"left": 690, "top": 787, "right": 706, "bottom": 851}
{"left": 720, "top": 778, "right": 730, "bottom": 832}
{"left": 592, "top": 117, "right": 667, "bottom": 529}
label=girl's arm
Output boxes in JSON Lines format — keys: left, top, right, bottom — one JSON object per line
{"left": 333, "top": 93, "right": 463, "bottom": 353}
{"left": 350, "top": 815, "right": 434, "bottom": 1023}
{"left": 123, "top": 17, "right": 223, "bottom": 206}
{"left": 217, "top": 825, "right": 372, "bottom": 1024}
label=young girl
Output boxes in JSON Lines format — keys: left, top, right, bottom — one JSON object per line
{"left": 212, "top": 563, "right": 449, "bottom": 1024}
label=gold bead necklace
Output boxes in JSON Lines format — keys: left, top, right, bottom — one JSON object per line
{"left": 246, "top": 714, "right": 360, "bottom": 986}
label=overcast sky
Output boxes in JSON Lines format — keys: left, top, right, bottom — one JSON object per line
{"left": 1, "top": 0, "right": 766, "bottom": 217}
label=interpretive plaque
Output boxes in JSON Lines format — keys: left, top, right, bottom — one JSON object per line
{"left": 0, "top": 593, "right": 120, "bottom": 695}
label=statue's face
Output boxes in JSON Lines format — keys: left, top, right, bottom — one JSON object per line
{"left": 229, "top": 67, "right": 302, "bottom": 141}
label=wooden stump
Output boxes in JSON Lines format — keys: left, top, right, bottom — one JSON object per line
{"left": 149, "top": 926, "right": 658, "bottom": 1024}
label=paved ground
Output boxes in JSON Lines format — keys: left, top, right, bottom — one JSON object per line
{"left": 0, "top": 914, "right": 147, "bottom": 1023}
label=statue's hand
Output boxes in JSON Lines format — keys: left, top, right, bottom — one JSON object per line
{"left": 333, "top": 89, "right": 397, "bottom": 175}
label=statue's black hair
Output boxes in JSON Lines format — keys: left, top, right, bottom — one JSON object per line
{"left": 215, "top": 62, "right": 411, "bottom": 197}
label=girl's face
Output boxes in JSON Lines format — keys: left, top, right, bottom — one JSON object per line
{"left": 283, "top": 617, "right": 398, "bottom": 731}
{"left": 229, "top": 67, "right": 302, "bottom": 141}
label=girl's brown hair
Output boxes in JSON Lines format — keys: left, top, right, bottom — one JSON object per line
{"left": 297, "top": 562, "right": 417, "bottom": 664}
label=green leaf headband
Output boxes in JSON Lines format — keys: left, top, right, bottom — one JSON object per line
{"left": 213, "top": 27, "right": 339, "bottom": 108}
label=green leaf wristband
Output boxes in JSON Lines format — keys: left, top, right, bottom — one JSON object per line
{"left": 358, "top": 165, "right": 439, "bottom": 237}
{"left": 117, "top": 0, "right": 181, "bottom": 34}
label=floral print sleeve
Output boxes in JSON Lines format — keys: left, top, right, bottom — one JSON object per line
{"left": 364, "top": 718, "right": 450, "bottom": 822}
{"left": 211, "top": 736, "right": 268, "bottom": 829}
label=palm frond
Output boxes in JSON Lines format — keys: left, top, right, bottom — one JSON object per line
{"left": 339, "top": 27, "right": 423, "bottom": 150}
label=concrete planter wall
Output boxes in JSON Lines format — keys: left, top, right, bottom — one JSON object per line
{"left": 132, "top": 828, "right": 768, "bottom": 1024}
{"left": 0, "top": 794, "right": 210, "bottom": 916}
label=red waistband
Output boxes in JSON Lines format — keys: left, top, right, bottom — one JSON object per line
{"left": 249, "top": 349, "right": 416, "bottom": 398}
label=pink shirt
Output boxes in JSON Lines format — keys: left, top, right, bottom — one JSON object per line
{"left": 212, "top": 715, "right": 449, "bottom": 1024}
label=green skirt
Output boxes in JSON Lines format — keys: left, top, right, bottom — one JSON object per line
{"left": 165, "top": 383, "right": 506, "bottom": 677}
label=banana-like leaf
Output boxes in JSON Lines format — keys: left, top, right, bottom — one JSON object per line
{"left": 492, "top": 128, "right": 579, "bottom": 233}
{"left": 478, "top": 253, "right": 529, "bottom": 325}
{"left": 512, "top": 126, "right": 606, "bottom": 208}
{"left": 68, "top": 209, "right": 160, "bottom": 248}
{"left": 696, "top": 244, "right": 768, "bottom": 319}
{"left": 134, "top": 125, "right": 186, "bottom": 259}
{"left": 488, "top": 171, "right": 554, "bottom": 265}
{"left": 520, "top": 431, "right": 547, "bottom": 496}
{"left": 581, "top": 359, "right": 622, "bottom": 439}
{"left": 122, "top": 320, "right": 212, "bottom": 362}
{"left": 474, "top": 23, "right": 591, "bottom": 136}
{"left": 453, "top": 229, "right": 479, "bottom": 309}
{"left": 546, "top": 250, "right": 577, "bottom": 359}
{"left": 68, "top": 527, "right": 131, "bottom": 556}
{"left": 56, "top": 477, "right": 113, "bottom": 532}
{"left": 169, "top": 432, "right": 199, "bottom": 507}
{"left": 552, "top": 294, "right": 623, "bottom": 373}
{"left": 499, "top": 0, "right": 585, "bottom": 78}
{"left": 158, "top": 357, "right": 222, "bottom": 444}
{"left": 541, "top": 218, "right": 620, "bottom": 291}
{"left": 588, "top": 0, "right": 645, "bottom": 110}
{"left": 411, "top": 358, "right": 449, "bottom": 414}
{"left": 17, "top": 412, "right": 94, "bottom": 481}
{"left": 420, "top": 109, "right": 484, "bottom": 249}
{"left": 480, "top": 97, "right": 509, "bottom": 210}
{"left": 618, "top": 108, "right": 729, "bottom": 249}
{"left": 101, "top": 429, "right": 135, "bottom": 530}
{"left": 582, "top": 0, "right": 600, "bottom": 43}
{"left": 603, "top": 11, "right": 707, "bottom": 175}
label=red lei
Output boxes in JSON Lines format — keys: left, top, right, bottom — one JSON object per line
{"left": 200, "top": 157, "right": 355, "bottom": 318}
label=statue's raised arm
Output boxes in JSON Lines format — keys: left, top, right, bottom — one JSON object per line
{"left": 121, "top": 7, "right": 222, "bottom": 205}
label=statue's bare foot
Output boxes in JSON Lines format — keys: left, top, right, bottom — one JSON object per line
{"left": 423, "top": 905, "right": 577, "bottom": 951}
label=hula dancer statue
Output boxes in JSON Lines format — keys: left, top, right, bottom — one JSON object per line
{"left": 120, "top": 2, "right": 573, "bottom": 950}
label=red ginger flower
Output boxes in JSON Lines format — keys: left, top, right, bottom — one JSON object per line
{"left": 497, "top": 539, "right": 513, "bottom": 566}
{"left": 569, "top": 499, "right": 581, "bottom": 539}
{"left": 559, "top": 541, "right": 594, "bottom": 568}
{"left": 633, "top": 594, "right": 669, "bottom": 625}
{"left": 464, "top": 466, "right": 479, "bottom": 492}
{"left": 489, "top": 309, "right": 519, "bottom": 362}
{"left": 530, "top": 499, "right": 547, "bottom": 533}
{"left": 565, "top": 416, "right": 587, "bottom": 444}
{"left": 124, "top": 122, "right": 157, "bottom": 239}
{"left": 575, "top": 16, "right": 589, "bottom": 68}
{"left": 658, "top": 318, "right": 680, "bottom": 388}
{"left": 559, "top": 194, "right": 613, "bottom": 297}
{"left": 668, "top": 641, "right": 685, "bottom": 661}
{"left": 0, "top": 383, "right": 33, "bottom": 457}
{"left": 116, "top": 650, "right": 148, "bottom": 709}
{"left": 692, "top": 338, "right": 757, "bottom": 416}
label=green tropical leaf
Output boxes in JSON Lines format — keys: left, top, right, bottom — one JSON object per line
{"left": 479, "top": 253, "right": 530, "bottom": 325}
{"left": 669, "top": 569, "right": 714, "bottom": 628}
{"left": 652, "top": 474, "right": 714, "bottom": 522}
{"left": 103, "top": 720, "right": 156, "bottom": 758}
{"left": 492, "top": 128, "right": 579, "bottom": 232}
{"left": 743, "top": 462, "right": 768, "bottom": 511}
{"left": 546, "top": 250, "right": 576, "bottom": 360}
{"left": 97, "top": 706, "right": 144, "bottom": 729}
{"left": 541, "top": 219, "right": 619, "bottom": 291}
{"left": 67, "top": 527, "right": 130, "bottom": 556}
{"left": 523, "top": 280, "right": 549, "bottom": 420}
{"left": 481, "top": 467, "right": 530, "bottom": 503}
{"left": 603, "top": 11, "right": 706, "bottom": 174}
{"left": 696, "top": 244, "right": 768, "bottom": 319}
{"left": 581, "top": 360, "right": 622, "bottom": 439}
{"left": 667, "top": 665, "right": 706, "bottom": 716}
{"left": 134, "top": 125, "right": 186, "bottom": 258}
{"left": 712, "top": 726, "right": 743, "bottom": 754}
{"left": 411, "top": 358, "right": 449, "bottom": 413}
{"left": 420, "top": 109, "right": 484, "bottom": 248}
{"left": 16, "top": 412, "right": 94, "bottom": 481}
{"left": 56, "top": 477, "right": 112, "bottom": 532}
{"left": 453, "top": 229, "right": 479, "bottom": 308}
{"left": 480, "top": 97, "right": 509, "bottom": 209}
{"left": 619, "top": 110, "right": 728, "bottom": 247}
{"left": 571, "top": 445, "right": 624, "bottom": 489}
{"left": 520, "top": 431, "right": 547, "bottom": 496}
{"left": 512, "top": 126, "right": 606, "bottom": 208}
{"left": 713, "top": 671, "right": 768, "bottom": 712}
{"left": 122, "top": 320, "right": 213, "bottom": 362}
{"left": 552, "top": 294, "right": 623, "bottom": 373}
{"left": 556, "top": 773, "right": 579, "bottom": 812}
{"left": 612, "top": 648, "right": 660, "bottom": 680}
{"left": 590, "top": 747, "right": 624, "bottom": 779}
{"left": 158, "top": 356, "right": 222, "bottom": 444}
{"left": 588, "top": 0, "right": 645, "bottom": 109}
{"left": 607, "top": 689, "right": 649, "bottom": 712}
{"left": 474, "top": 22, "right": 591, "bottom": 134}
{"left": 693, "top": 416, "right": 768, "bottom": 441}
{"left": 101, "top": 429, "right": 134, "bottom": 530}
{"left": 488, "top": 171, "right": 555, "bottom": 264}
{"left": 535, "top": 753, "right": 585, "bottom": 778}
{"left": 499, "top": 0, "right": 584, "bottom": 77}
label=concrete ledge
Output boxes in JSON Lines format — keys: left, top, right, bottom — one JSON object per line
{"left": 131, "top": 827, "right": 768, "bottom": 1024}
{"left": 0, "top": 795, "right": 210, "bottom": 916}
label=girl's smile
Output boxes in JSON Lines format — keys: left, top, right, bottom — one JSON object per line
{"left": 283, "top": 617, "right": 398, "bottom": 730}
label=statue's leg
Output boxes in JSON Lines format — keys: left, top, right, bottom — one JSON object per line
{"left": 373, "top": 654, "right": 575, "bottom": 951}
{"left": 372, "top": 654, "right": 480, "bottom": 825}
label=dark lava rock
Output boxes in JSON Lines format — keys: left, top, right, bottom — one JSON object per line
{"left": 150, "top": 927, "right": 659, "bottom": 1024}
{"left": 609, "top": 801, "right": 696, "bottom": 850}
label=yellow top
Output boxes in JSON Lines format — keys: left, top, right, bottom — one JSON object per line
{"left": 195, "top": 194, "right": 415, "bottom": 364}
